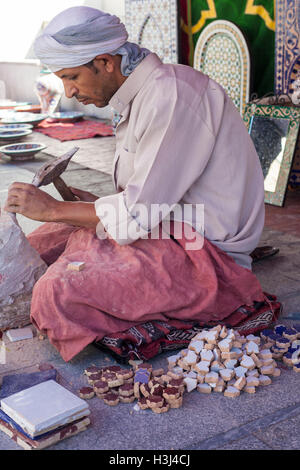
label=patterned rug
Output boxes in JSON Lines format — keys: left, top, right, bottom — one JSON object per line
{"left": 93, "top": 293, "right": 282, "bottom": 363}
{"left": 35, "top": 119, "right": 114, "bottom": 142}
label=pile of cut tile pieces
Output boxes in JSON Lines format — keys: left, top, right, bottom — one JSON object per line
{"left": 167, "top": 323, "right": 300, "bottom": 397}
{"left": 260, "top": 324, "right": 300, "bottom": 373}
{"left": 166, "top": 325, "right": 283, "bottom": 397}
{"left": 81, "top": 363, "right": 185, "bottom": 414}
{"left": 80, "top": 323, "right": 300, "bottom": 410}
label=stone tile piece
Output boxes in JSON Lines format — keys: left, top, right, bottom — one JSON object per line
{"left": 6, "top": 327, "right": 33, "bottom": 342}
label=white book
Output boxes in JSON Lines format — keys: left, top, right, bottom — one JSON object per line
{"left": 0, "top": 380, "right": 90, "bottom": 438}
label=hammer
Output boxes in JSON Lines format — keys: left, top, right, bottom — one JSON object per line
{"left": 31, "top": 146, "right": 79, "bottom": 200}
{"left": 9, "top": 147, "right": 79, "bottom": 224}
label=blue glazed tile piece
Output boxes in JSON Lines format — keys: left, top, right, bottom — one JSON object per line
{"left": 276, "top": 337, "right": 290, "bottom": 345}
{"left": 271, "top": 345, "right": 285, "bottom": 350}
{"left": 260, "top": 329, "right": 274, "bottom": 338}
{"left": 271, "top": 345, "right": 286, "bottom": 353}
{"left": 268, "top": 333, "right": 282, "bottom": 342}
{"left": 274, "top": 325, "right": 287, "bottom": 336}
{"left": 284, "top": 328, "right": 298, "bottom": 336}
{"left": 134, "top": 369, "right": 151, "bottom": 384}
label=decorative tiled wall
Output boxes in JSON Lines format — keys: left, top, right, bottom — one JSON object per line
{"left": 275, "top": 0, "right": 300, "bottom": 95}
{"left": 289, "top": 135, "right": 300, "bottom": 186}
{"left": 125, "top": 0, "right": 179, "bottom": 63}
{"left": 194, "top": 20, "right": 250, "bottom": 115}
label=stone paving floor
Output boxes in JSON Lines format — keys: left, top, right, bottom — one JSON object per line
{"left": 0, "top": 132, "right": 299, "bottom": 451}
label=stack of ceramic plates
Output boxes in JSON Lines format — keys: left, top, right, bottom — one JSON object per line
{"left": 0, "top": 121, "right": 46, "bottom": 161}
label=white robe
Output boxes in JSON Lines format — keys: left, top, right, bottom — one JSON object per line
{"left": 95, "top": 53, "right": 265, "bottom": 270}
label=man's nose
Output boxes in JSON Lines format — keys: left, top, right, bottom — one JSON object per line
{"left": 64, "top": 82, "right": 78, "bottom": 99}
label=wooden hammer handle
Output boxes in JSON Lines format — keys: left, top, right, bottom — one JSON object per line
{"left": 53, "top": 176, "right": 77, "bottom": 201}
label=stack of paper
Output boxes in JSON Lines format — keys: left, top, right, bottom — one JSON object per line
{"left": 0, "top": 380, "right": 91, "bottom": 449}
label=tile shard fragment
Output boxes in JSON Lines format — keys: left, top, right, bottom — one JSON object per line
{"left": 6, "top": 327, "right": 33, "bottom": 342}
{"left": 224, "top": 386, "right": 240, "bottom": 398}
{"left": 197, "top": 383, "right": 212, "bottom": 394}
{"left": 67, "top": 261, "right": 85, "bottom": 271}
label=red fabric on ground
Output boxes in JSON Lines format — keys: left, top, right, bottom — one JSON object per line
{"left": 34, "top": 119, "right": 113, "bottom": 141}
{"left": 28, "top": 222, "right": 266, "bottom": 362}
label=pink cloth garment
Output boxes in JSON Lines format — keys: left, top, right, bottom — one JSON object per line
{"left": 27, "top": 222, "right": 79, "bottom": 266}
{"left": 28, "top": 222, "right": 264, "bottom": 362}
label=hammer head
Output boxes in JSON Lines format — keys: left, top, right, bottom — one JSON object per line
{"left": 31, "top": 147, "right": 79, "bottom": 187}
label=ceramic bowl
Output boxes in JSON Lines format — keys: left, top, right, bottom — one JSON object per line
{"left": 48, "top": 111, "right": 84, "bottom": 123}
{"left": 1, "top": 112, "right": 48, "bottom": 126}
{"left": 0, "top": 128, "right": 32, "bottom": 142}
{"left": 0, "top": 123, "right": 33, "bottom": 130}
{"left": 0, "top": 142, "right": 46, "bottom": 160}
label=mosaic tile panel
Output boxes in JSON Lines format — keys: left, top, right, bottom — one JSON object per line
{"left": 243, "top": 103, "right": 300, "bottom": 206}
{"left": 125, "top": 0, "right": 179, "bottom": 63}
{"left": 289, "top": 132, "right": 300, "bottom": 186}
{"left": 193, "top": 20, "right": 250, "bottom": 116}
{"left": 275, "top": 0, "right": 300, "bottom": 95}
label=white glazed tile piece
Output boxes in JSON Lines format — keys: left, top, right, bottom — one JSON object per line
{"left": 245, "top": 341, "right": 259, "bottom": 355}
{"left": 200, "top": 349, "right": 214, "bottom": 363}
{"left": 218, "top": 338, "right": 232, "bottom": 352}
{"left": 234, "top": 366, "right": 248, "bottom": 377}
{"left": 188, "top": 340, "right": 204, "bottom": 354}
{"left": 6, "top": 326, "right": 33, "bottom": 342}
{"left": 183, "top": 350, "right": 198, "bottom": 365}
{"left": 219, "top": 368, "right": 234, "bottom": 381}
{"left": 183, "top": 377, "right": 197, "bottom": 392}
{"left": 197, "top": 383, "right": 212, "bottom": 393}
{"left": 205, "top": 371, "right": 219, "bottom": 384}
{"left": 240, "top": 355, "right": 255, "bottom": 369}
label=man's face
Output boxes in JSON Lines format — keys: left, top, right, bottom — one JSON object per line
{"left": 55, "top": 59, "right": 120, "bottom": 108}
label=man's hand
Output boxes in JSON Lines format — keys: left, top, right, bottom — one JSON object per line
{"left": 68, "top": 187, "right": 99, "bottom": 202}
{"left": 4, "top": 182, "right": 102, "bottom": 230}
{"left": 4, "top": 182, "right": 59, "bottom": 222}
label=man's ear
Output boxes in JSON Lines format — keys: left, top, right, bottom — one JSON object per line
{"left": 94, "top": 54, "right": 115, "bottom": 73}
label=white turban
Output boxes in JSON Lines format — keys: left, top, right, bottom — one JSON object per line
{"left": 34, "top": 6, "right": 149, "bottom": 74}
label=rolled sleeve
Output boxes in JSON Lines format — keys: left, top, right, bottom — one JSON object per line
{"left": 95, "top": 191, "right": 150, "bottom": 245}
